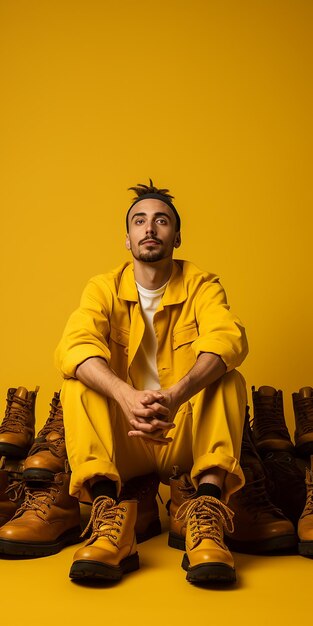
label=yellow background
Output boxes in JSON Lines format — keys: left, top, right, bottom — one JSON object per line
{"left": 0, "top": 1, "right": 313, "bottom": 624}
{"left": 1, "top": 1, "right": 312, "bottom": 431}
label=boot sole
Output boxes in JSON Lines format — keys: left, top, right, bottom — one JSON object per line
{"left": 69, "top": 552, "right": 140, "bottom": 581}
{"left": 224, "top": 532, "right": 298, "bottom": 554}
{"left": 0, "top": 443, "right": 31, "bottom": 459}
{"left": 299, "top": 541, "right": 313, "bottom": 556}
{"left": 0, "top": 526, "right": 82, "bottom": 557}
{"left": 168, "top": 531, "right": 185, "bottom": 551}
{"left": 23, "top": 468, "right": 56, "bottom": 482}
{"left": 181, "top": 553, "right": 236, "bottom": 583}
{"left": 136, "top": 519, "right": 162, "bottom": 544}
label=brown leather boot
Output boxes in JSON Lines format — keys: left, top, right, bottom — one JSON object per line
{"left": 293, "top": 387, "right": 313, "bottom": 457}
{"left": 298, "top": 456, "right": 313, "bottom": 556}
{"left": 0, "top": 471, "right": 81, "bottom": 556}
{"left": 167, "top": 469, "right": 195, "bottom": 551}
{"left": 0, "top": 386, "right": 39, "bottom": 459}
{"left": 225, "top": 467, "right": 297, "bottom": 553}
{"left": 260, "top": 450, "right": 307, "bottom": 527}
{"left": 225, "top": 412, "right": 298, "bottom": 553}
{"left": 23, "top": 391, "right": 67, "bottom": 481}
{"left": 181, "top": 496, "right": 236, "bottom": 584}
{"left": 0, "top": 457, "right": 25, "bottom": 526}
{"left": 70, "top": 496, "right": 139, "bottom": 581}
{"left": 251, "top": 385, "right": 293, "bottom": 451}
{"left": 120, "top": 473, "right": 161, "bottom": 543}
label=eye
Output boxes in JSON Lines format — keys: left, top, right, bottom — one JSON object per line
{"left": 135, "top": 218, "right": 145, "bottom": 225}
{"left": 156, "top": 218, "right": 168, "bottom": 225}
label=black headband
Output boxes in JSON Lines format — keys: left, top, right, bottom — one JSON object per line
{"left": 126, "top": 193, "right": 181, "bottom": 231}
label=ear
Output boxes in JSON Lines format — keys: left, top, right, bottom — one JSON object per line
{"left": 174, "top": 232, "right": 181, "bottom": 248}
{"left": 125, "top": 234, "right": 131, "bottom": 250}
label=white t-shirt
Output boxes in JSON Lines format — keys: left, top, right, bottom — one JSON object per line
{"left": 130, "top": 281, "right": 167, "bottom": 390}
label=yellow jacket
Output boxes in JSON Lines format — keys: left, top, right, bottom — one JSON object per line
{"left": 55, "top": 260, "right": 248, "bottom": 388}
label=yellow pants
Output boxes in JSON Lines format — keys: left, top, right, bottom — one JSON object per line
{"left": 61, "top": 370, "right": 247, "bottom": 503}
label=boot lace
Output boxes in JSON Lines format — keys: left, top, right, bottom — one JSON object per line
{"left": 0, "top": 395, "right": 32, "bottom": 434}
{"left": 13, "top": 482, "right": 59, "bottom": 519}
{"left": 5, "top": 479, "right": 25, "bottom": 503}
{"left": 252, "top": 393, "right": 290, "bottom": 440}
{"left": 81, "top": 496, "right": 128, "bottom": 548}
{"left": 294, "top": 397, "right": 313, "bottom": 435}
{"left": 28, "top": 398, "right": 65, "bottom": 457}
{"left": 166, "top": 473, "right": 195, "bottom": 515}
{"left": 238, "top": 473, "right": 284, "bottom": 516}
{"left": 175, "top": 496, "right": 234, "bottom": 548}
{"left": 36, "top": 400, "right": 64, "bottom": 440}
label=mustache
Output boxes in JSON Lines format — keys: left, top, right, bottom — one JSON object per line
{"left": 139, "top": 236, "right": 163, "bottom": 245}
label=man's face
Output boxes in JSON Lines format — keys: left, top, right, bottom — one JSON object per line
{"left": 126, "top": 199, "right": 181, "bottom": 263}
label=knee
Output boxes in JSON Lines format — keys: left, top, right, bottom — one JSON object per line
{"left": 60, "top": 378, "right": 101, "bottom": 407}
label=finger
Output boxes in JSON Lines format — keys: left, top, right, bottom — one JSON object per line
{"left": 141, "top": 392, "right": 164, "bottom": 405}
{"left": 129, "top": 419, "right": 175, "bottom": 433}
{"left": 142, "top": 389, "right": 164, "bottom": 403}
{"left": 133, "top": 404, "right": 170, "bottom": 418}
{"left": 128, "top": 430, "right": 172, "bottom": 445}
{"left": 132, "top": 407, "right": 159, "bottom": 419}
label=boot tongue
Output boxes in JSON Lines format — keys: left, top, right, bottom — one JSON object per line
{"left": 11, "top": 387, "right": 29, "bottom": 407}
{"left": 299, "top": 387, "right": 313, "bottom": 398}
{"left": 258, "top": 386, "right": 277, "bottom": 396}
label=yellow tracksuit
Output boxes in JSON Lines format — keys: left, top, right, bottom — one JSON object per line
{"left": 55, "top": 260, "right": 248, "bottom": 501}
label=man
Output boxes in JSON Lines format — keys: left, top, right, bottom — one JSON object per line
{"left": 55, "top": 179, "right": 247, "bottom": 583}
{"left": 0, "top": 180, "right": 247, "bottom": 583}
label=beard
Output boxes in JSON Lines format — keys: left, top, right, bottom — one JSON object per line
{"left": 137, "top": 248, "right": 165, "bottom": 263}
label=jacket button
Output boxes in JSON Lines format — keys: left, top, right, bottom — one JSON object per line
{"left": 124, "top": 347, "right": 129, "bottom": 355}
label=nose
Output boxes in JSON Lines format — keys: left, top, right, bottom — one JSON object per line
{"left": 146, "top": 220, "right": 156, "bottom": 235}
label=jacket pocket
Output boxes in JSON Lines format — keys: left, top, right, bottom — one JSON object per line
{"left": 110, "top": 325, "right": 130, "bottom": 347}
{"left": 172, "top": 323, "right": 199, "bottom": 349}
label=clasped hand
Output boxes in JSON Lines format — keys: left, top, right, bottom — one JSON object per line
{"left": 119, "top": 387, "right": 178, "bottom": 446}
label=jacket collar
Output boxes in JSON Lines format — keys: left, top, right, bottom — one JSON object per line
{"left": 118, "top": 261, "right": 187, "bottom": 305}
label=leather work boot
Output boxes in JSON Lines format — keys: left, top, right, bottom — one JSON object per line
{"left": 23, "top": 391, "right": 67, "bottom": 481}
{"left": 167, "top": 469, "right": 195, "bottom": 551}
{"left": 261, "top": 450, "right": 306, "bottom": 527}
{"left": 293, "top": 387, "right": 313, "bottom": 457}
{"left": 251, "top": 385, "right": 293, "bottom": 451}
{"left": 69, "top": 496, "right": 139, "bottom": 581}
{"left": 225, "top": 466, "right": 297, "bottom": 553}
{"left": 179, "top": 496, "right": 236, "bottom": 584}
{"left": 0, "top": 471, "right": 81, "bottom": 556}
{"left": 120, "top": 473, "right": 162, "bottom": 543}
{"left": 298, "top": 456, "right": 313, "bottom": 556}
{"left": 0, "top": 457, "right": 25, "bottom": 526}
{"left": 225, "top": 413, "right": 297, "bottom": 553}
{"left": 0, "top": 386, "right": 39, "bottom": 459}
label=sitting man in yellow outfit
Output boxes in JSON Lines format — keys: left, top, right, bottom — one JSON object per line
{"left": 57, "top": 179, "right": 248, "bottom": 584}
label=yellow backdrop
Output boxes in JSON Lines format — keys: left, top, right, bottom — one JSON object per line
{"left": 1, "top": 0, "right": 312, "bottom": 436}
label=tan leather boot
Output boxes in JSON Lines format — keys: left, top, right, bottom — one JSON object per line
{"left": 120, "top": 473, "right": 161, "bottom": 543}
{"left": 0, "top": 471, "right": 81, "bottom": 556}
{"left": 23, "top": 391, "right": 67, "bottom": 481}
{"left": 298, "top": 456, "right": 313, "bottom": 555}
{"left": 0, "top": 457, "right": 25, "bottom": 526}
{"left": 293, "top": 387, "right": 313, "bottom": 457}
{"left": 0, "top": 386, "right": 39, "bottom": 459}
{"left": 70, "top": 496, "right": 139, "bottom": 581}
{"left": 180, "top": 496, "right": 236, "bottom": 584}
{"left": 251, "top": 386, "right": 293, "bottom": 451}
{"left": 168, "top": 470, "right": 195, "bottom": 551}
